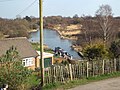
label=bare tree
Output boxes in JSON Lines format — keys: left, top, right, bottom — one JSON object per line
{"left": 80, "top": 15, "right": 100, "bottom": 45}
{"left": 96, "top": 4, "right": 116, "bottom": 45}
{"left": 81, "top": 15, "right": 92, "bottom": 44}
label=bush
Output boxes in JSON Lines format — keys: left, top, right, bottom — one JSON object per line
{"left": 83, "top": 43, "right": 108, "bottom": 60}
{"left": 109, "top": 39, "right": 120, "bottom": 58}
{"left": 0, "top": 46, "right": 32, "bottom": 90}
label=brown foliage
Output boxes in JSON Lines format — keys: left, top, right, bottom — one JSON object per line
{"left": 0, "top": 16, "right": 38, "bottom": 38}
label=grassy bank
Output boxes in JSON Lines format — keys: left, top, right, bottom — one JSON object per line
{"left": 43, "top": 71, "right": 120, "bottom": 90}
{"left": 31, "top": 42, "right": 54, "bottom": 53}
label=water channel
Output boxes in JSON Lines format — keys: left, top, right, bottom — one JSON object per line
{"left": 29, "top": 29, "right": 80, "bottom": 59}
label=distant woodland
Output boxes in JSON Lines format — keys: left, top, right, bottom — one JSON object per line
{"left": 0, "top": 14, "right": 120, "bottom": 46}
{"left": 44, "top": 15, "right": 120, "bottom": 45}
{"left": 0, "top": 16, "right": 38, "bottom": 38}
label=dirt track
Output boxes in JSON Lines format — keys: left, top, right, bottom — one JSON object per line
{"left": 68, "top": 77, "right": 120, "bottom": 90}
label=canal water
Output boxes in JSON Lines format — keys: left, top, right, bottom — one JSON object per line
{"left": 29, "top": 29, "right": 80, "bottom": 59}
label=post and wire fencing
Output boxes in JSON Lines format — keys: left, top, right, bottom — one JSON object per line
{"left": 43, "top": 58, "right": 120, "bottom": 85}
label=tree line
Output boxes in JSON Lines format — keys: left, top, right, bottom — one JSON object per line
{"left": 43, "top": 8, "right": 120, "bottom": 48}
{"left": 0, "top": 16, "right": 38, "bottom": 38}
{"left": 0, "top": 5, "right": 120, "bottom": 49}
{"left": 43, "top": 4, "right": 120, "bottom": 60}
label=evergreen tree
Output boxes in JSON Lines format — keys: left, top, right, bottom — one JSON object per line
{"left": 0, "top": 46, "right": 31, "bottom": 90}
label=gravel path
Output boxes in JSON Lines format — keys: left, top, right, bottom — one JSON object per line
{"left": 68, "top": 77, "right": 120, "bottom": 90}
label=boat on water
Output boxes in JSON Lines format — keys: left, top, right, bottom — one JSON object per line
{"left": 54, "top": 47, "right": 73, "bottom": 60}
{"left": 77, "top": 51, "right": 84, "bottom": 58}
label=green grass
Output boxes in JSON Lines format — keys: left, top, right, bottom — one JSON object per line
{"left": 43, "top": 71, "right": 120, "bottom": 90}
{"left": 26, "top": 72, "right": 40, "bottom": 89}
{"left": 44, "top": 48, "right": 54, "bottom": 53}
{"left": 31, "top": 42, "right": 54, "bottom": 53}
{"left": 42, "top": 79, "right": 88, "bottom": 90}
{"left": 31, "top": 42, "right": 40, "bottom": 50}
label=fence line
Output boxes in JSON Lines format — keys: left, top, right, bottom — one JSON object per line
{"left": 44, "top": 58, "right": 120, "bottom": 85}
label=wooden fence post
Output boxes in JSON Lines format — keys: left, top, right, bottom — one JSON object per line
{"left": 119, "top": 58, "right": 120, "bottom": 71}
{"left": 92, "top": 61, "right": 94, "bottom": 77}
{"left": 116, "top": 58, "right": 120, "bottom": 71}
{"left": 61, "top": 66, "right": 65, "bottom": 82}
{"left": 86, "top": 61, "right": 89, "bottom": 78}
{"left": 69, "top": 64, "right": 73, "bottom": 81}
{"left": 53, "top": 67, "right": 56, "bottom": 83}
{"left": 102, "top": 60, "right": 104, "bottom": 74}
{"left": 114, "top": 59, "right": 116, "bottom": 72}
{"left": 48, "top": 68, "right": 50, "bottom": 83}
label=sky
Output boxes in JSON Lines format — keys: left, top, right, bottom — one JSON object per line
{"left": 0, "top": 0, "right": 120, "bottom": 18}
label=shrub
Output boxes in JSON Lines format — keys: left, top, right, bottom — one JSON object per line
{"left": 109, "top": 39, "right": 120, "bottom": 58}
{"left": 83, "top": 43, "right": 108, "bottom": 60}
{"left": 0, "top": 46, "right": 31, "bottom": 90}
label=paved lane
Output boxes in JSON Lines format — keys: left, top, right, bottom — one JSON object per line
{"left": 68, "top": 77, "right": 120, "bottom": 90}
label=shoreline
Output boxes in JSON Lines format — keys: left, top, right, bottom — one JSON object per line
{"left": 29, "top": 28, "right": 82, "bottom": 55}
{"left": 28, "top": 29, "right": 38, "bottom": 33}
{"left": 29, "top": 28, "right": 82, "bottom": 58}
{"left": 45, "top": 27, "right": 77, "bottom": 40}
{"left": 44, "top": 27, "right": 81, "bottom": 53}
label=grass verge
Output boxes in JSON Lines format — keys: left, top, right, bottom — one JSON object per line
{"left": 43, "top": 71, "right": 120, "bottom": 90}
